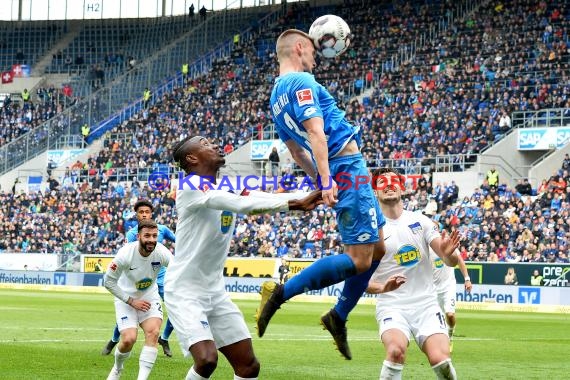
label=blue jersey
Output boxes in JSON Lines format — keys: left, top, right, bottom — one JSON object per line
{"left": 126, "top": 223, "right": 175, "bottom": 289}
{"left": 270, "top": 72, "right": 360, "bottom": 159}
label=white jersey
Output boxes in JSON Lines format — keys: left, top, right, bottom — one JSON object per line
{"left": 104, "top": 241, "right": 172, "bottom": 303}
{"left": 430, "top": 247, "right": 456, "bottom": 293}
{"left": 373, "top": 210, "right": 440, "bottom": 309}
{"left": 165, "top": 176, "right": 302, "bottom": 296}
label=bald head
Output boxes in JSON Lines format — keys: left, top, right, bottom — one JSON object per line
{"left": 276, "top": 29, "right": 314, "bottom": 61}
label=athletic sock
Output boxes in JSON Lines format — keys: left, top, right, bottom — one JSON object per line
{"left": 161, "top": 318, "right": 175, "bottom": 341}
{"left": 186, "top": 366, "right": 210, "bottom": 380}
{"left": 432, "top": 358, "right": 457, "bottom": 380}
{"left": 380, "top": 360, "right": 403, "bottom": 380}
{"left": 282, "top": 254, "right": 356, "bottom": 300}
{"left": 112, "top": 325, "right": 121, "bottom": 342}
{"left": 114, "top": 348, "right": 131, "bottom": 370}
{"left": 137, "top": 346, "right": 158, "bottom": 380}
{"left": 334, "top": 260, "right": 380, "bottom": 321}
{"left": 234, "top": 375, "right": 258, "bottom": 380}
{"left": 448, "top": 325, "right": 455, "bottom": 340}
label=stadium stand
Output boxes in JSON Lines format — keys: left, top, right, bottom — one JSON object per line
{"left": 1, "top": 0, "right": 569, "bottom": 266}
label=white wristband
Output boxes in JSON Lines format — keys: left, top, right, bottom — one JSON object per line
{"left": 464, "top": 277, "right": 471, "bottom": 282}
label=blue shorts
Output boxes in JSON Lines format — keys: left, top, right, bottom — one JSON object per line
{"left": 330, "top": 153, "right": 385, "bottom": 245}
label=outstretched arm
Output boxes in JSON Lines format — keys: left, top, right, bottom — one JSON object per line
{"left": 366, "top": 274, "right": 407, "bottom": 294}
{"left": 429, "top": 230, "right": 460, "bottom": 267}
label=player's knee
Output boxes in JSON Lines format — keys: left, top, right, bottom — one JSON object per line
{"left": 426, "top": 348, "right": 450, "bottom": 366}
{"left": 386, "top": 345, "right": 406, "bottom": 363}
{"left": 446, "top": 313, "right": 455, "bottom": 326}
{"left": 194, "top": 352, "right": 218, "bottom": 374}
{"left": 145, "top": 326, "right": 160, "bottom": 342}
{"left": 121, "top": 332, "right": 137, "bottom": 347}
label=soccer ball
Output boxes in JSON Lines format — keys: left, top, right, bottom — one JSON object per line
{"left": 309, "top": 15, "right": 351, "bottom": 59}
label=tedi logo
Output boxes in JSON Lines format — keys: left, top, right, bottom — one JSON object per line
{"left": 518, "top": 287, "right": 541, "bottom": 304}
{"left": 394, "top": 245, "right": 421, "bottom": 267}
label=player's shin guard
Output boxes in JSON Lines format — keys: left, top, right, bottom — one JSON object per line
{"left": 334, "top": 260, "right": 380, "bottom": 321}
{"left": 161, "top": 318, "right": 175, "bottom": 340}
{"left": 432, "top": 358, "right": 457, "bottom": 380}
{"left": 137, "top": 346, "right": 158, "bottom": 380}
{"left": 282, "top": 254, "right": 356, "bottom": 300}
{"left": 380, "top": 360, "right": 403, "bottom": 380}
{"left": 186, "top": 366, "right": 210, "bottom": 380}
{"left": 112, "top": 325, "right": 121, "bottom": 342}
{"left": 114, "top": 348, "right": 131, "bottom": 370}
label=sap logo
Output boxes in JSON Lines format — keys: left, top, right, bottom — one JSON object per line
{"left": 53, "top": 273, "right": 66, "bottom": 285}
{"left": 556, "top": 130, "right": 570, "bottom": 146}
{"left": 220, "top": 211, "right": 233, "bottom": 234}
{"left": 434, "top": 257, "right": 444, "bottom": 269}
{"left": 394, "top": 245, "right": 421, "bottom": 267}
{"left": 135, "top": 277, "right": 153, "bottom": 290}
{"left": 519, "top": 130, "right": 545, "bottom": 148}
{"left": 251, "top": 142, "right": 273, "bottom": 159}
{"left": 518, "top": 287, "right": 540, "bottom": 304}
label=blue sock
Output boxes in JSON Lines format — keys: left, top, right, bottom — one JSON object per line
{"left": 333, "top": 260, "right": 380, "bottom": 321}
{"left": 112, "top": 324, "right": 120, "bottom": 342}
{"left": 283, "top": 254, "right": 356, "bottom": 300}
{"left": 161, "top": 318, "right": 174, "bottom": 340}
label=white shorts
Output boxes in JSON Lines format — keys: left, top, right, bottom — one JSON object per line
{"left": 165, "top": 292, "right": 250, "bottom": 357}
{"left": 376, "top": 303, "right": 448, "bottom": 348}
{"left": 114, "top": 293, "right": 163, "bottom": 332}
{"left": 436, "top": 280, "right": 456, "bottom": 314}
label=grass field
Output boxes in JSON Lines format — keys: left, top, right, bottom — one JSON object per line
{"left": 0, "top": 289, "right": 568, "bottom": 379}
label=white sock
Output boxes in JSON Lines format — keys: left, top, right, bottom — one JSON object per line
{"left": 432, "top": 358, "right": 457, "bottom": 380}
{"left": 137, "top": 346, "right": 158, "bottom": 380}
{"left": 114, "top": 348, "right": 131, "bottom": 370}
{"left": 234, "top": 375, "right": 258, "bottom": 380}
{"left": 186, "top": 366, "right": 210, "bottom": 380}
{"left": 448, "top": 325, "right": 455, "bottom": 339}
{"left": 380, "top": 360, "right": 403, "bottom": 380}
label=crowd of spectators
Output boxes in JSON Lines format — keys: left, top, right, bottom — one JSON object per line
{"left": 0, "top": 86, "right": 78, "bottom": 148}
{"left": 2, "top": 156, "right": 569, "bottom": 266}
{"left": 2, "top": 1, "right": 570, "bottom": 266}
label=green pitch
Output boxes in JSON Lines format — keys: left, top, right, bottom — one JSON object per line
{"left": 0, "top": 289, "right": 568, "bottom": 379}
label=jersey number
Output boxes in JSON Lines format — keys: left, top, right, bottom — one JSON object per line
{"left": 369, "top": 208, "right": 378, "bottom": 229}
{"left": 284, "top": 112, "right": 311, "bottom": 148}
{"left": 157, "top": 303, "right": 162, "bottom": 313}
{"left": 436, "top": 311, "right": 447, "bottom": 329}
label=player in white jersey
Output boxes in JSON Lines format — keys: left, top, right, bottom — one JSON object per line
{"left": 366, "top": 168, "right": 460, "bottom": 380}
{"left": 165, "top": 136, "right": 322, "bottom": 380}
{"left": 103, "top": 219, "right": 172, "bottom": 380}
{"left": 430, "top": 220, "right": 472, "bottom": 353}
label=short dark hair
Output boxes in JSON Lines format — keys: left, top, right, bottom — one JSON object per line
{"left": 134, "top": 200, "right": 153, "bottom": 212}
{"left": 372, "top": 167, "right": 401, "bottom": 177}
{"left": 138, "top": 219, "right": 158, "bottom": 233}
{"left": 172, "top": 137, "right": 193, "bottom": 167}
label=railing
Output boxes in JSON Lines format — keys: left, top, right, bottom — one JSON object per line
{"left": 53, "top": 135, "right": 86, "bottom": 150}
{"left": 512, "top": 108, "right": 570, "bottom": 129}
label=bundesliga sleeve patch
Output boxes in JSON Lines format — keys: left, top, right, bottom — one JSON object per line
{"left": 296, "top": 88, "right": 314, "bottom": 106}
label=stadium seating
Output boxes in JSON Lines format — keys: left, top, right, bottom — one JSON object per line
{"left": 2, "top": 0, "right": 570, "bottom": 264}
